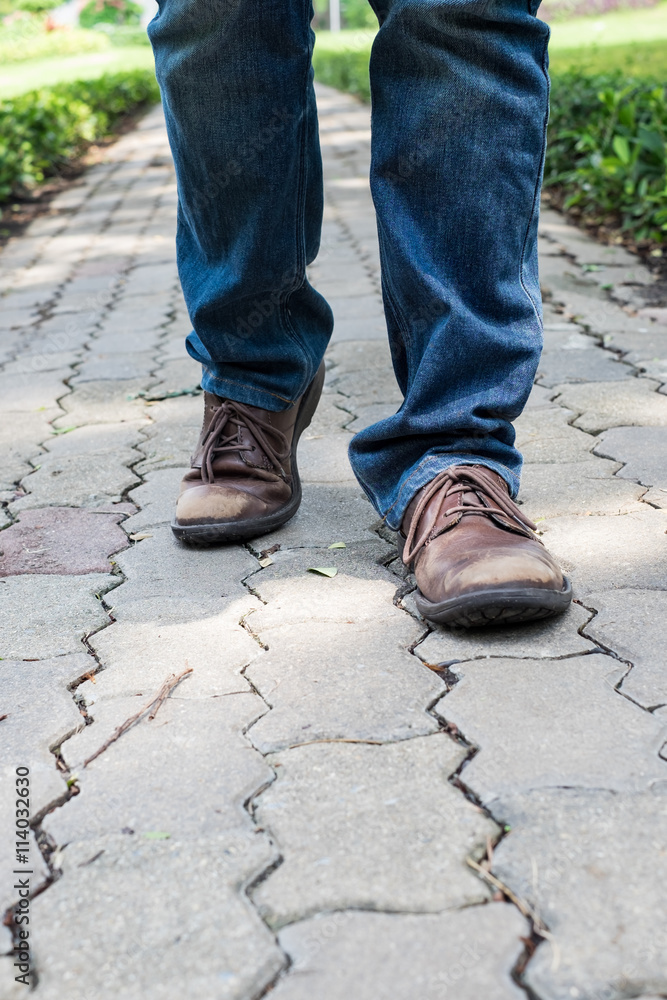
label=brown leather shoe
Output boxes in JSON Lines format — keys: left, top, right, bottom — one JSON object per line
{"left": 401, "top": 465, "right": 571, "bottom": 628}
{"left": 172, "top": 363, "right": 325, "bottom": 545}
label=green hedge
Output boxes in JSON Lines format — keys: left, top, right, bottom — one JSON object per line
{"left": 312, "top": 35, "right": 667, "bottom": 245}
{"left": 0, "top": 70, "right": 160, "bottom": 201}
{"left": 0, "top": 20, "right": 110, "bottom": 63}
{"left": 546, "top": 72, "right": 667, "bottom": 243}
{"left": 312, "top": 32, "right": 372, "bottom": 102}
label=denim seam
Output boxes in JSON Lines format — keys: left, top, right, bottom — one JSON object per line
{"left": 203, "top": 371, "right": 294, "bottom": 406}
{"left": 375, "top": 215, "right": 414, "bottom": 384}
{"left": 518, "top": 24, "right": 551, "bottom": 326}
{"left": 279, "top": 2, "right": 317, "bottom": 392}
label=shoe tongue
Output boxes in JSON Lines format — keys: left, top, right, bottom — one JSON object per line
{"left": 192, "top": 394, "right": 280, "bottom": 478}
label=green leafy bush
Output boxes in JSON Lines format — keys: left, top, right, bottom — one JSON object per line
{"left": 312, "top": 31, "right": 373, "bottom": 102}
{"left": 0, "top": 70, "right": 159, "bottom": 201}
{"left": 546, "top": 71, "right": 667, "bottom": 242}
{"left": 79, "top": 0, "right": 142, "bottom": 28}
{"left": 311, "top": 33, "right": 667, "bottom": 245}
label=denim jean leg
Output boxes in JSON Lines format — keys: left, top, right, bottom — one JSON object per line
{"left": 148, "top": 0, "right": 333, "bottom": 411}
{"left": 348, "top": 0, "right": 551, "bottom": 528}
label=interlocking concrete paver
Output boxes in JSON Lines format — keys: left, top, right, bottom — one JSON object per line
{"left": 12, "top": 451, "right": 140, "bottom": 510}
{"left": 0, "top": 574, "right": 116, "bottom": 658}
{"left": 414, "top": 601, "right": 596, "bottom": 664}
{"left": 1, "top": 84, "right": 666, "bottom": 1000}
{"left": 539, "top": 209, "right": 639, "bottom": 266}
{"left": 515, "top": 406, "right": 598, "bottom": 464}
{"left": 0, "top": 508, "right": 129, "bottom": 574}
{"left": 246, "top": 620, "right": 442, "bottom": 752}
{"left": 0, "top": 652, "right": 90, "bottom": 864}
{"left": 53, "top": 378, "right": 152, "bottom": 428}
{"left": 30, "top": 833, "right": 283, "bottom": 1000}
{"left": 272, "top": 905, "right": 528, "bottom": 999}
{"left": 555, "top": 378, "right": 667, "bottom": 434}
{"left": 249, "top": 484, "right": 376, "bottom": 548}
{"left": 594, "top": 425, "right": 667, "bottom": 489}
{"left": 83, "top": 605, "right": 263, "bottom": 701}
{"left": 539, "top": 508, "right": 667, "bottom": 595}
{"left": 46, "top": 695, "right": 271, "bottom": 842}
{"left": 494, "top": 788, "right": 667, "bottom": 1000}
{"left": 583, "top": 590, "right": 667, "bottom": 709}
{"left": 0, "top": 412, "right": 54, "bottom": 489}
{"left": 438, "top": 655, "right": 666, "bottom": 805}
{"left": 518, "top": 460, "right": 644, "bottom": 518}
{"left": 123, "top": 466, "right": 189, "bottom": 531}
{"left": 252, "top": 737, "right": 497, "bottom": 929}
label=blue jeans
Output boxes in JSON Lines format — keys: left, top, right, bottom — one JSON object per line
{"left": 148, "top": 0, "right": 550, "bottom": 530}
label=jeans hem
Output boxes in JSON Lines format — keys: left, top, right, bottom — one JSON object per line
{"left": 377, "top": 454, "right": 521, "bottom": 531}
{"left": 201, "top": 368, "right": 295, "bottom": 411}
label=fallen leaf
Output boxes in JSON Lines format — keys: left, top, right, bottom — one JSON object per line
{"left": 328, "top": 541, "right": 346, "bottom": 549}
{"left": 308, "top": 567, "right": 338, "bottom": 578}
{"left": 129, "top": 533, "right": 153, "bottom": 541}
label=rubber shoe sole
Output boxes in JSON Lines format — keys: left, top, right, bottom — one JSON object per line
{"left": 414, "top": 579, "right": 573, "bottom": 629}
{"left": 171, "top": 363, "right": 325, "bottom": 547}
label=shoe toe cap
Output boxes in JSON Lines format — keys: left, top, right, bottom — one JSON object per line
{"left": 175, "top": 484, "right": 271, "bottom": 525}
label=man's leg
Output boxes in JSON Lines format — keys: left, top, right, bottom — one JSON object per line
{"left": 148, "top": 0, "right": 332, "bottom": 543}
{"left": 350, "top": 0, "right": 550, "bottom": 523}
{"left": 350, "top": 0, "right": 570, "bottom": 626}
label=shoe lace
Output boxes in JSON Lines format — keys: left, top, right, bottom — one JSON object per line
{"left": 200, "top": 399, "right": 290, "bottom": 484}
{"left": 403, "top": 465, "right": 537, "bottom": 564}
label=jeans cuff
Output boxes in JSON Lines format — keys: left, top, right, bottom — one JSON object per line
{"left": 200, "top": 367, "right": 295, "bottom": 412}
{"left": 381, "top": 454, "right": 521, "bottom": 531}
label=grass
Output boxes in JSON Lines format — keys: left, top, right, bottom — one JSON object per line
{"left": 548, "top": 0, "right": 667, "bottom": 77}
{"left": 548, "top": 1, "right": 667, "bottom": 49}
{"left": 314, "top": 3, "right": 667, "bottom": 86}
{"left": 0, "top": 46, "right": 155, "bottom": 99}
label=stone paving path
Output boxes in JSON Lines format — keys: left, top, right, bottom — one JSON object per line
{"left": 1, "top": 85, "right": 667, "bottom": 1000}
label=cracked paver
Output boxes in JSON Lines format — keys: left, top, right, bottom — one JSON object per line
{"left": 252, "top": 737, "right": 497, "bottom": 928}
{"left": 272, "top": 904, "right": 528, "bottom": 999}
{"left": 1, "top": 85, "right": 667, "bottom": 999}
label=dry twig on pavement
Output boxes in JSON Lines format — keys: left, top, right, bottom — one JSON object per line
{"left": 83, "top": 666, "right": 193, "bottom": 768}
